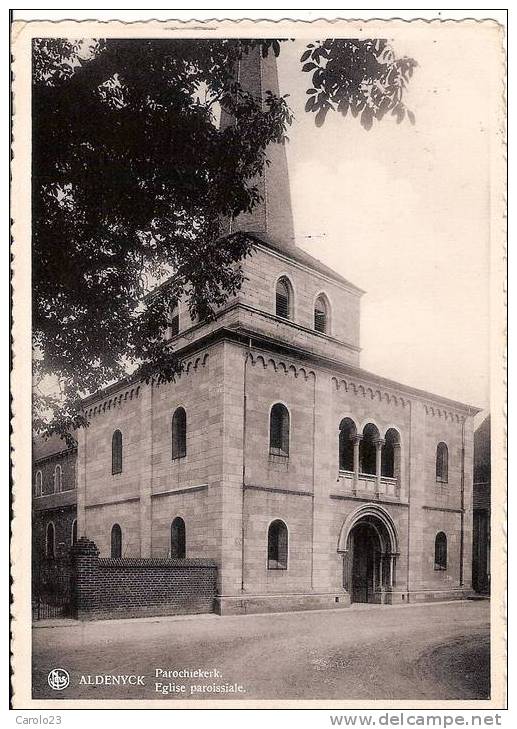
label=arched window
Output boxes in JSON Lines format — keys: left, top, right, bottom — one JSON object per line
{"left": 382, "top": 428, "right": 401, "bottom": 478}
{"left": 267, "top": 519, "right": 288, "bottom": 570}
{"left": 360, "top": 423, "right": 380, "bottom": 475}
{"left": 71, "top": 519, "right": 78, "bottom": 546}
{"left": 434, "top": 532, "right": 447, "bottom": 570}
{"left": 111, "top": 523, "right": 122, "bottom": 558}
{"left": 314, "top": 294, "right": 329, "bottom": 334}
{"left": 170, "top": 517, "right": 186, "bottom": 558}
{"left": 45, "top": 522, "right": 55, "bottom": 559}
{"left": 339, "top": 418, "right": 356, "bottom": 471}
{"left": 172, "top": 407, "right": 187, "bottom": 459}
{"left": 35, "top": 470, "right": 42, "bottom": 497}
{"left": 269, "top": 403, "right": 290, "bottom": 456}
{"left": 275, "top": 277, "right": 292, "bottom": 320}
{"left": 112, "top": 430, "right": 123, "bottom": 474}
{"left": 168, "top": 301, "right": 179, "bottom": 339}
{"left": 54, "top": 464, "right": 62, "bottom": 493}
{"left": 436, "top": 442, "right": 449, "bottom": 482}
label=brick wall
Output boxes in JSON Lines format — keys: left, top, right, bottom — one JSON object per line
{"left": 33, "top": 449, "right": 76, "bottom": 497}
{"left": 71, "top": 539, "right": 217, "bottom": 620}
{"left": 32, "top": 505, "right": 77, "bottom": 560}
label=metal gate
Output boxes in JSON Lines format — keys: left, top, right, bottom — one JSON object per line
{"left": 32, "top": 556, "right": 72, "bottom": 620}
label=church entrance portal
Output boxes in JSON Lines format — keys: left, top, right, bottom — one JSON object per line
{"left": 339, "top": 505, "right": 399, "bottom": 605}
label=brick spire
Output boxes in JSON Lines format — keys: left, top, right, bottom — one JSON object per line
{"left": 220, "top": 45, "right": 296, "bottom": 248}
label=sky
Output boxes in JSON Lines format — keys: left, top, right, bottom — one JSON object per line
{"left": 274, "top": 30, "right": 496, "bottom": 412}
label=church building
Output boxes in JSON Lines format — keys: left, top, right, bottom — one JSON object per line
{"left": 76, "top": 47, "right": 479, "bottom": 614}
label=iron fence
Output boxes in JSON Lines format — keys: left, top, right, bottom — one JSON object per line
{"left": 32, "top": 556, "right": 72, "bottom": 620}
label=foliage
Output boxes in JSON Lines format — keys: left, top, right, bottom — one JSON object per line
{"left": 301, "top": 39, "right": 417, "bottom": 130}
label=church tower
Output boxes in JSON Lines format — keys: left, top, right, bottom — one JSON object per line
{"left": 220, "top": 45, "right": 296, "bottom": 249}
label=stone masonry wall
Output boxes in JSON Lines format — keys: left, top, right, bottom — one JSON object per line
{"left": 219, "top": 339, "right": 474, "bottom": 603}
{"left": 78, "top": 345, "right": 225, "bottom": 568}
{"left": 237, "top": 246, "right": 361, "bottom": 357}
{"left": 76, "top": 275, "right": 475, "bottom": 611}
{"left": 407, "top": 402, "right": 473, "bottom": 594}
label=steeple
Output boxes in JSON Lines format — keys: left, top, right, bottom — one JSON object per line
{"left": 220, "top": 45, "right": 296, "bottom": 248}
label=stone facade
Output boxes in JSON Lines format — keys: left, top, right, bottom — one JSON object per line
{"left": 77, "top": 237, "right": 477, "bottom": 614}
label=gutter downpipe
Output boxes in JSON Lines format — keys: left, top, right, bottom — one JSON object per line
{"left": 406, "top": 399, "right": 412, "bottom": 603}
{"left": 241, "top": 340, "right": 251, "bottom": 592}
{"left": 459, "top": 409, "right": 469, "bottom": 587}
{"left": 310, "top": 373, "right": 316, "bottom": 590}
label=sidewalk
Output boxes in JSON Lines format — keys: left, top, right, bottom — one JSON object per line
{"left": 33, "top": 597, "right": 488, "bottom": 630}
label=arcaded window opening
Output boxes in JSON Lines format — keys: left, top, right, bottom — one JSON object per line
{"left": 339, "top": 418, "right": 357, "bottom": 471}
{"left": 360, "top": 423, "right": 380, "bottom": 475}
{"left": 382, "top": 428, "right": 401, "bottom": 478}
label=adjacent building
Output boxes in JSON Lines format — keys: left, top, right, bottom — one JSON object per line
{"left": 32, "top": 433, "right": 78, "bottom": 562}
{"left": 472, "top": 415, "right": 491, "bottom": 594}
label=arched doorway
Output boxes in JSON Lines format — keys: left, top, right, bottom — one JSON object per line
{"left": 349, "top": 522, "right": 378, "bottom": 603}
{"left": 338, "top": 504, "right": 399, "bottom": 605}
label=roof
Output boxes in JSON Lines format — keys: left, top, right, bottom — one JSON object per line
{"left": 80, "top": 325, "right": 481, "bottom": 416}
{"left": 245, "top": 232, "right": 365, "bottom": 294}
{"left": 33, "top": 432, "right": 77, "bottom": 461}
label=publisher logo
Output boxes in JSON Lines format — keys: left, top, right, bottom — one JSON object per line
{"left": 47, "top": 668, "right": 70, "bottom": 691}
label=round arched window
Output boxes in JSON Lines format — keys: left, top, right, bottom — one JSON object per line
{"left": 314, "top": 294, "right": 329, "bottom": 333}
{"left": 269, "top": 403, "right": 290, "bottom": 456}
{"left": 275, "top": 277, "right": 292, "bottom": 320}
{"left": 434, "top": 532, "right": 447, "bottom": 570}
{"left": 111, "top": 523, "right": 122, "bottom": 558}
{"left": 268, "top": 520, "right": 288, "bottom": 570}
{"left": 171, "top": 517, "right": 186, "bottom": 558}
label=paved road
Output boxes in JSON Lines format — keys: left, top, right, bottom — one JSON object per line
{"left": 32, "top": 600, "right": 490, "bottom": 701}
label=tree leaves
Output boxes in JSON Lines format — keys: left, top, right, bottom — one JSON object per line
{"left": 360, "top": 107, "right": 373, "bottom": 130}
{"left": 315, "top": 106, "right": 328, "bottom": 128}
{"left": 32, "top": 38, "right": 292, "bottom": 435}
{"left": 299, "top": 39, "right": 417, "bottom": 131}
